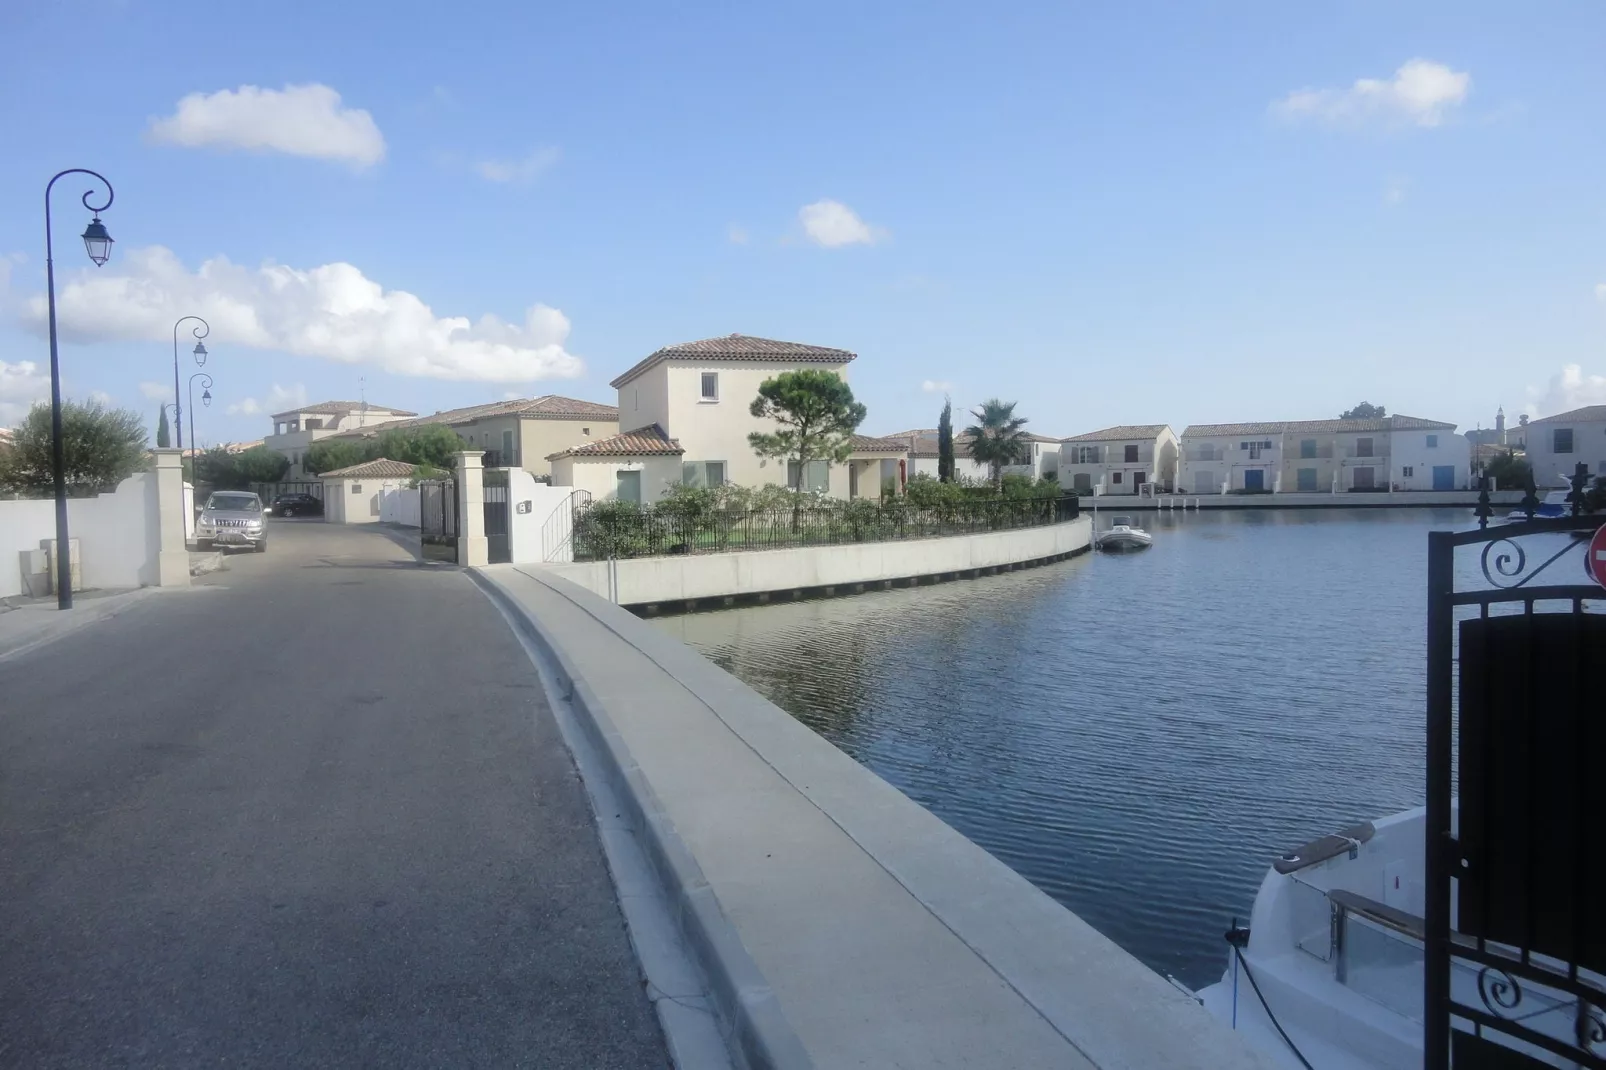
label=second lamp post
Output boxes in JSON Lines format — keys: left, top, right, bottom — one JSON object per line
{"left": 171, "top": 315, "right": 209, "bottom": 450}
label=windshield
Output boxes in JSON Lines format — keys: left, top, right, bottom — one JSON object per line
{"left": 206, "top": 494, "right": 261, "bottom": 514}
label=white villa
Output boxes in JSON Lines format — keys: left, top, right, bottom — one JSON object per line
{"left": 548, "top": 334, "right": 909, "bottom": 503}
{"left": 318, "top": 395, "right": 619, "bottom": 480}
{"left": 889, "top": 429, "right": 1061, "bottom": 483}
{"left": 1058, "top": 425, "right": 1179, "bottom": 495}
{"left": 265, "top": 401, "right": 417, "bottom": 480}
{"left": 1522, "top": 404, "right": 1606, "bottom": 488}
{"left": 1178, "top": 415, "right": 1471, "bottom": 494}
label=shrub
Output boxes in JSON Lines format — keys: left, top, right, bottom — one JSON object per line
{"left": 904, "top": 472, "right": 965, "bottom": 508}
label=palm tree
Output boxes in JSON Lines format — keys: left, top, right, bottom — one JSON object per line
{"left": 963, "top": 398, "right": 1029, "bottom": 487}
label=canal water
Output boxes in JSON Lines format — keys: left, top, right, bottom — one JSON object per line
{"left": 653, "top": 507, "right": 1475, "bottom": 989}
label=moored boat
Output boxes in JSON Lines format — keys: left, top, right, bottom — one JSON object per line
{"left": 1094, "top": 515, "right": 1152, "bottom": 551}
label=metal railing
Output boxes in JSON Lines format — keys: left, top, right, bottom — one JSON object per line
{"left": 572, "top": 494, "right": 1080, "bottom": 561}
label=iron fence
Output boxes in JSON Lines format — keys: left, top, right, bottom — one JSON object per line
{"left": 572, "top": 493, "right": 1079, "bottom": 561}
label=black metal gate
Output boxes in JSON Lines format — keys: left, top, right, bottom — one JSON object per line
{"left": 419, "top": 479, "right": 458, "bottom": 563}
{"left": 483, "top": 478, "right": 510, "bottom": 564}
{"left": 1425, "top": 486, "right": 1605, "bottom": 1068}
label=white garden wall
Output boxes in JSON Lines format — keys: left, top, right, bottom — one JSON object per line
{"left": 2, "top": 472, "right": 167, "bottom": 598}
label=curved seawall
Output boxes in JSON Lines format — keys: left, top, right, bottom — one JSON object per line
{"left": 540, "top": 515, "right": 1093, "bottom": 612}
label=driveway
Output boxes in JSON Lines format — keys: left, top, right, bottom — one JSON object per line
{"left": 0, "top": 520, "right": 668, "bottom": 1068}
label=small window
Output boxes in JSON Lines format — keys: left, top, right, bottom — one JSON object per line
{"left": 1300, "top": 439, "right": 1316, "bottom": 459}
{"left": 305, "top": 418, "right": 324, "bottom": 429}
{"left": 633, "top": 389, "right": 638, "bottom": 411}
{"left": 1112, "top": 472, "right": 1123, "bottom": 484}
{"left": 700, "top": 372, "right": 719, "bottom": 401}
{"left": 351, "top": 483, "right": 363, "bottom": 494}
{"left": 706, "top": 461, "right": 726, "bottom": 486}
{"left": 1124, "top": 444, "right": 1139, "bottom": 463}
{"left": 502, "top": 429, "right": 514, "bottom": 461}
{"left": 1554, "top": 428, "right": 1574, "bottom": 454}
{"left": 1426, "top": 434, "right": 1437, "bottom": 448}
{"left": 787, "top": 459, "right": 829, "bottom": 492}
{"left": 582, "top": 427, "right": 591, "bottom": 436}
{"left": 1403, "top": 466, "right": 1414, "bottom": 477}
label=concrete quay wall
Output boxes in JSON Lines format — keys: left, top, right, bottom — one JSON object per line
{"left": 543, "top": 516, "right": 1093, "bottom": 610}
{"left": 474, "top": 564, "right": 1281, "bottom": 1070}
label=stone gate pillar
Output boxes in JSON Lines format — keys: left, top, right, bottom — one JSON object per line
{"left": 152, "top": 448, "right": 191, "bottom": 587}
{"left": 455, "top": 451, "right": 488, "bottom": 566}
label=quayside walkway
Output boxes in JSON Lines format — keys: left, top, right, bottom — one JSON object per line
{"left": 478, "top": 563, "right": 1280, "bottom": 1070}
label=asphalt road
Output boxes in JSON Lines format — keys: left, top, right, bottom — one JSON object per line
{"left": 0, "top": 521, "right": 668, "bottom": 1068}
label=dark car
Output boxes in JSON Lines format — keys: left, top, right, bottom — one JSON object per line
{"left": 269, "top": 493, "right": 323, "bottom": 517}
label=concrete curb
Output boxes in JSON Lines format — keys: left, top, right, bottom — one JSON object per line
{"left": 0, "top": 587, "right": 164, "bottom": 663}
{"left": 470, "top": 568, "right": 814, "bottom": 1070}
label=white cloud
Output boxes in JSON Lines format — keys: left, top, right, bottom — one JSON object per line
{"left": 1272, "top": 59, "right": 1471, "bottom": 128}
{"left": 227, "top": 383, "right": 307, "bottom": 417}
{"left": 1525, "top": 364, "right": 1606, "bottom": 418}
{"left": 799, "top": 199, "right": 883, "bottom": 247}
{"left": 921, "top": 379, "right": 953, "bottom": 393}
{"left": 475, "top": 146, "right": 561, "bottom": 184}
{"left": 147, "top": 84, "right": 386, "bottom": 167}
{"left": 138, "top": 380, "right": 171, "bottom": 401}
{"left": 0, "top": 359, "right": 50, "bottom": 427}
{"left": 727, "top": 224, "right": 750, "bottom": 245}
{"left": 87, "top": 390, "right": 114, "bottom": 407}
{"left": 22, "top": 246, "right": 583, "bottom": 383}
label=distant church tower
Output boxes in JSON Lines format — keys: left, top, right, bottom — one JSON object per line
{"left": 1495, "top": 406, "right": 1506, "bottom": 440}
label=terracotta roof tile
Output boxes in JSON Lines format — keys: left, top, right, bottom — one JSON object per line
{"left": 848, "top": 434, "right": 909, "bottom": 453}
{"left": 1181, "top": 415, "right": 1457, "bottom": 437}
{"left": 1061, "top": 424, "right": 1171, "bottom": 443}
{"left": 319, "top": 457, "right": 418, "bottom": 478}
{"left": 326, "top": 394, "right": 618, "bottom": 439}
{"left": 610, "top": 334, "right": 856, "bottom": 388}
{"left": 547, "top": 424, "right": 683, "bottom": 461}
{"left": 1527, "top": 404, "right": 1606, "bottom": 425}
{"left": 270, "top": 400, "right": 417, "bottom": 420}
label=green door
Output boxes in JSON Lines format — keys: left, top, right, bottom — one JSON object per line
{"left": 1297, "top": 468, "right": 1317, "bottom": 492}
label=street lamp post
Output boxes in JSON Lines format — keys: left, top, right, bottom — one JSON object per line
{"left": 44, "top": 168, "right": 115, "bottom": 610}
{"left": 171, "top": 317, "right": 209, "bottom": 451}
{"left": 188, "top": 373, "right": 213, "bottom": 463}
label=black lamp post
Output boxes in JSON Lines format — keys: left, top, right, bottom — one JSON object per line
{"left": 171, "top": 316, "right": 209, "bottom": 451}
{"left": 188, "top": 373, "right": 213, "bottom": 461}
{"left": 43, "top": 169, "right": 115, "bottom": 610}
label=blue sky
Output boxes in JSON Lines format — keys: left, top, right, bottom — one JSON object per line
{"left": 2, "top": 0, "right": 1603, "bottom": 445}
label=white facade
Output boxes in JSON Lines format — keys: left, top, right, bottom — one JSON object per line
{"left": 1523, "top": 405, "right": 1606, "bottom": 488}
{"left": 549, "top": 453, "right": 684, "bottom": 505}
{"left": 265, "top": 402, "right": 414, "bottom": 479}
{"left": 1059, "top": 425, "right": 1179, "bottom": 495}
{"left": 1178, "top": 416, "right": 1469, "bottom": 495}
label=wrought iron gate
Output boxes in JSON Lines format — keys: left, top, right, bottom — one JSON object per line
{"left": 1425, "top": 496, "right": 1605, "bottom": 1067}
{"left": 419, "top": 480, "right": 458, "bottom": 563}
{"left": 483, "top": 478, "right": 510, "bottom": 564}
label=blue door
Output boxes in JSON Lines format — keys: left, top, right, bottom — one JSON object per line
{"left": 1244, "top": 469, "right": 1265, "bottom": 491}
{"left": 1432, "top": 465, "right": 1455, "bottom": 491}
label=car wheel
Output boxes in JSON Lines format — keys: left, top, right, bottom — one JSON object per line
{"left": 254, "top": 541, "right": 267, "bottom": 553}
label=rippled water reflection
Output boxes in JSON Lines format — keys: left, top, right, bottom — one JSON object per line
{"left": 655, "top": 508, "right": 1475, "bottom": 988}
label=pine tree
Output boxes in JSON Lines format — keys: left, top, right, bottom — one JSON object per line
{"left": 156, "top": 407, "right": 171, "bottom": 449}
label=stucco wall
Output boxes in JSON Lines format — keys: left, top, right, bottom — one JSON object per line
{"left": 550, "top": 455, "right": 683, "bottom": 504}
{"left": 1526, "top": 416, "right": 1606, "bottom": 487}
{"left": 322, "top": 475, "right": 409, "bottom": 524}
{"left": 2, "top": 472, "right": 166, "bottom": 597}
{"left": 542, "top": 516, "right": 1091, "bottom": 606}
{"left": 519, "top": 417, "right": 618, "bottom": 477}
{"left": 1060, "top": 428, "right": 1178, "bottom": 495}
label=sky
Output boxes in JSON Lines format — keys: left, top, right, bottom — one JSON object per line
{"left": 2, "top": 0, "right": 1605, "bottom": 445}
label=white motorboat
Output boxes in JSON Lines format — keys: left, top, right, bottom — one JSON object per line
{"left": 1094, "top": 515, "right": 1152, "bottom": 551}
{"left": 1195, "top": 804, "right": 1596, "bottom": 1069}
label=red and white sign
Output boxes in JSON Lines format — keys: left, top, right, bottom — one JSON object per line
{"left": 1588, "top": 523, "right": 1606, "bottom": 589}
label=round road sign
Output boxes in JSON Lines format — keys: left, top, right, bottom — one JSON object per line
{"left": 1588, "top": 523, "right": 1606, "bottom": 589}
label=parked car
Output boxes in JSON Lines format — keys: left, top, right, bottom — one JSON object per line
{"left": 268, "top": 493, "right": 323, "bottom": 517}
{"left": 196, "top": 491, "right": 267, "bottom": 552}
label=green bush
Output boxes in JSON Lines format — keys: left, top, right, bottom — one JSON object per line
{"left": 904, "top": 472, "right": 966, "bottom": 508}
{"left": 1000, "top": 473, "right": 1059, "bottom": 500}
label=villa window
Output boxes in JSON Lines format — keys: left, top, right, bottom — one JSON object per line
{"left": 1554, "top": 428, "right": 1574, "bottom": 454}
{"left": 1426, "top": 434, "right": 1438, "bottom": 448}
{"left": 681, "top": 460, "right": 727, "bottom": 487}
{"left": 582, "top": 427, "right": 591, "bottom": 436}
{"left": 700, "top": 372, "right": 719, "bottom": 401}
{"left": 305, "top": 418, "right": 324, "bottom": 429}
{"left": 351, "top": 484, "right": 363, "bottom": 494}
{"left": 1356, "top": 437, "right": 1375, "bottom": 458}
{"left": 787, "top": 459, "right": 829, "bottom": 493}
{"left": 1124, "top": 444, "right": 1139, "bottom": 463}
{"left": 1112, "top": 472, "right": 1123, "bottom": 485}
{"left": 1300, "top": 439, "right": 1316, "bottom": 459}
{"left": 1403, "top": 466, "right": 1414, "bottom": 477}
{"left": 1071, "top": 445, "right": 1099, "bottom": 464}
{"left": 502, "top": 429, "right": 515, "bottom": 464}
